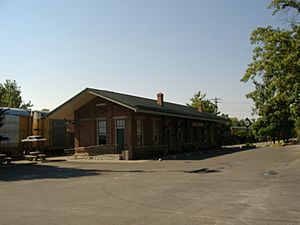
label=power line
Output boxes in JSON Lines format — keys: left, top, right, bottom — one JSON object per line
{"left": 222, "top": 100, "right": 252, "bottom": 105}
{"left": 211, "top": 97, "right": 221, "bottom": 114}
{"left": 211, "top": 97, "right": 221, "bottom": 106}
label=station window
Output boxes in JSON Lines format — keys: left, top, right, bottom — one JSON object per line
{"left": 152, "top": 120, "right": 159, "bottom": 145}
{"left": 136, "top": 119, "right": 143, "bottom": 146}
{"left": 116, "top": 119, "right": 125, "bottom": 128}
{"left": 98, "top": 120, "right": 107, "bottom": 145}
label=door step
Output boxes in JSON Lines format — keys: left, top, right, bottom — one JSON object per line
{"left": 93, "top": 154, "right": 122, "bottom": 160}
{"left": 73, "top": 154, "right": 122, "bottom": 161}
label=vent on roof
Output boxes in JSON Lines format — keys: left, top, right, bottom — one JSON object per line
{"left": 157, "top": 92, "right": 164, "bottom": 106}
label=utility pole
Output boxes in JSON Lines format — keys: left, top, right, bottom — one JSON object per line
{"left": 211, "top": 97, "right": 221, "bottom": 114}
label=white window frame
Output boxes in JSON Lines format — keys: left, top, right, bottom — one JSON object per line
{"left": 136, "top": 119, "right": 144, "bottom": 146}
{"left": 97, "top": 119, "right": 107, "bottom": 145}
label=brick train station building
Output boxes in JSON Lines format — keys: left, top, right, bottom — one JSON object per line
{"left": 48, "top": 88, "right": 226, "bottom": 159}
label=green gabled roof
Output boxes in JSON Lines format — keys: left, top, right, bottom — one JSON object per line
{"left": 87, "top": 88, "right": 226, "bottom": 123}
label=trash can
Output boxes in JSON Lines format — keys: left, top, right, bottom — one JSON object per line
{"left": 122, "top": 150, "right": 133, "bottom": 160}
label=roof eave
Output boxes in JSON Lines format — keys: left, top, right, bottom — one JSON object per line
{"left": 48, "top": 88, "right": 138, "bottom": 120}
{"left": 48, "top": 88, "right": 91, "bottom": 120}
{"left": 136, "top": 109, "right": 227, "bottom": 123}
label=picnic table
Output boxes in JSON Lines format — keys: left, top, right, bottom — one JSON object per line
{"left": 24, "top": 151, "right": 46, "bottom": 162}
{"left": 22, "top": 135, "right": 47, "bottom": 162}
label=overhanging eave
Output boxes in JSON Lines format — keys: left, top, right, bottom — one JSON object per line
{"left": 48, "top": 89, "right": 96, "bottom": 120}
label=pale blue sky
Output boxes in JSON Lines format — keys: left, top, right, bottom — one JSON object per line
{"left": 0, "top": 0, "right": 279, "bottom": 118}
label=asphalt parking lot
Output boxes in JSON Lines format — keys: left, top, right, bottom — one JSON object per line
{"left": 0, "top": 145, "right": 299, "bottom": 225}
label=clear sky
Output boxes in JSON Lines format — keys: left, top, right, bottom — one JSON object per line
{"left": 0, "top": 0, "right": 279, "bottom": 119}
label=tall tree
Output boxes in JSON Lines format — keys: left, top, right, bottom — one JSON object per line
{"left": 187, "top": 91, "right": 230, "bottom": 146}
{"left": 0, "top": 80, "right": 33, "bottom": 109}
{"left": 270, "top": 0, "right": 300, "bottom": 20}
{"left": 187, "top": 91, "right": 217, "bottom": 114}
{"left": 241, "top": 0, "right": 300, "bottom": 141}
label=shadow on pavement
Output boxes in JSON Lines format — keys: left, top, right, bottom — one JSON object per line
{"left": 0, "top": 163, "right": 100, "bottom": 182}
{"left": 188, "top": 168, "right": 222, "bottom": 174}
{"left": 162, "top": 147, "right": 252, "bottom": 161}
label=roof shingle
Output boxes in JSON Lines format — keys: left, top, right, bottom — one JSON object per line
{"left": 88, "top": 88, "right": 226, "bottom": 123}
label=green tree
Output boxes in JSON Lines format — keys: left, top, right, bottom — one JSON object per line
{"left": 187, "top": 91, "right": 217, "bottom": 114}
{"left": 270, "top": 0, "right": 300, "bottom": 21}
{"left": 0, "top": 80, "right": 33, "bottom": 109}
{"left": 241, "top": 0, "right": 300, "bottom": 141}
{"left": 187, "top": 91, "right": 231, "bottom": 146}
{"left": 216, "top": 113, "right": 231, "bottom": 146}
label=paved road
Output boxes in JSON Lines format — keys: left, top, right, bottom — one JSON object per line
{"left": 0, "top": 145, "right": 299, "bottom": 225}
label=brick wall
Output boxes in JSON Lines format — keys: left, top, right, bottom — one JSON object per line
{"left": 73, "top": 97, "right": 219, "bottom": 158}
{"left": 74, "top": 97, "right": 134, "bottom": 149}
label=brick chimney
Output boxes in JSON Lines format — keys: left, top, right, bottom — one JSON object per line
{"left": 197, "top": 103, "right": 204, "bottom": 112}
{"left": 157, "top": 92, "right": 164, "bottom": 106}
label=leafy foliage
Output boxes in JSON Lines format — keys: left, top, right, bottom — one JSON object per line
{"left": 270, "top": 0, "right": 300, "bottom": 21}
{"left": 0, "top": 80, "right": 33, "bottom": 109}
{"left": 187, "top": 91, "right": 217, "bottom": 114}
{"left": 229, "top": 118, "right": 256, "bottom": 144}
{"left": 216, "top": 113, "right": 231, "bottom": 146}
{"left": 187, "top": 91, "right": 232, "bottom": 146}
{"left": 242, "top": 0, "right": 300, "bottom": 140}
